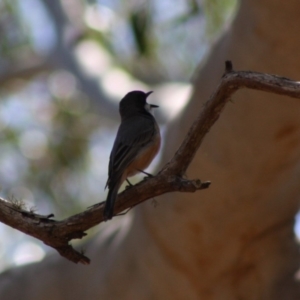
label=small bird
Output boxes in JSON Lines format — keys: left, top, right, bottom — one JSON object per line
{"left": 104, "top": 90, "right": 161, "bottom": 220}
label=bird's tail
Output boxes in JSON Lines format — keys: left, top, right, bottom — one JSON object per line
{"left": 103, "top": 185, "right": 119, "bottom": 220}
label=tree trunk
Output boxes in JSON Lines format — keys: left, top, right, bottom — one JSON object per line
{"left": 1, "top": 0, "right": 300, "bottom": 299}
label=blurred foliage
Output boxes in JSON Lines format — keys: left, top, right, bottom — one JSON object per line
{"left": 0, "top": 72, "right": 100, "bottom": 216}
{"left": 204, "top": 0, "right": 238, "bottom": 37}
{"left": 129, "top": 3, "right": 152, "bottom": 56}
{"left": 0, "top": 0, "right": 30, "bottom": 66}
{"left": 84, "top": 0, "right": 237, "bottom": 83}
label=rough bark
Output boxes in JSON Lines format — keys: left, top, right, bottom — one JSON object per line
{"left": 1, "top": 0, "right": 300, "bottom": 299}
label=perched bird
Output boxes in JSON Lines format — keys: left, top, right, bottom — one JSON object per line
{"left": 104, "top": 90, "right": 161, "bottom": 220}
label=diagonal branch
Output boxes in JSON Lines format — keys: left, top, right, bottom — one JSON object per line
{"left": 1, "top": 61, "right": 300, "bottom": 264}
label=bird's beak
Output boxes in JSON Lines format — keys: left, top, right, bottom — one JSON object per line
{"left": 145, "top": 91, "right": 159, "bottom": 108}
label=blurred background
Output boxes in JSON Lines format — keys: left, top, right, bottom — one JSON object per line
{"left": 0, "top": 0, "right": 238, "bottom": 271}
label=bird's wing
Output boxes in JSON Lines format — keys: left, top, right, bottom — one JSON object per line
{"left": 106, "top": 116, "right": 156, "bottom": 188}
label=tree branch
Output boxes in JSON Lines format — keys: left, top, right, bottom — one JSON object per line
{"left": 1, "top": 61, "right": 300, "bottom": 264}
{"left": 0, "top": 56, "right": 52, "bottom": 86}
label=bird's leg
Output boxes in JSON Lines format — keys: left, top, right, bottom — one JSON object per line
{"left": 126, "top": 178, "right": 133, "bottom": 185}
{"left": 137, "top": 169, "right": 154, "bottom": 179}
{"left": 125, "top": 178, "right": 133, "bottom": 189}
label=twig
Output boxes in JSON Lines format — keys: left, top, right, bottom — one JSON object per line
{"left": 1, "top": 61, "right": 300, "bottom": 264}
